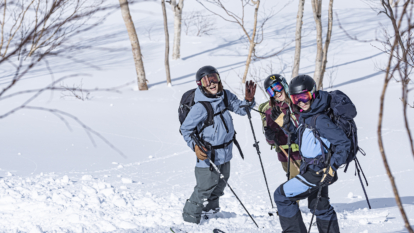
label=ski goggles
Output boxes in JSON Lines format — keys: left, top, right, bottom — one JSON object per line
{"left": 290, "top": 91, "right": 313, "bottom": 105}
{"left": 266, "top": 82, "right": 284, "bottom": 97}
{"left": 197, "top": 73, "right": 221, "bottom": 87}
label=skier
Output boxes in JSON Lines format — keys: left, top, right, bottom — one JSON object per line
{"left": 180, "top": 65, "right": 256, "bottom": 224}
{"left": 262, "top": 74, "right": 301, "bottom": 180}
{"left": 273, "top": 75, "right": 350, "bottom": 233}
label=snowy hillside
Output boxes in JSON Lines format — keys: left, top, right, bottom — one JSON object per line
{"left": 0, "top": 0, "right": 413, "bottom": 232}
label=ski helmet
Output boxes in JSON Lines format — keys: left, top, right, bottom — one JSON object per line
{"left": 289, "top": 75, "right": 316, "bottom": 95}
{"left": 196, "top": 66, "right": 219, "bottom": 82}
{"left": 264, "top": 74, "right": 290, "bottom": 97}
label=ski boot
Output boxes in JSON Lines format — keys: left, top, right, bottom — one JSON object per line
{"left": 201, "top": 207, "right": 221, "bottom": 220}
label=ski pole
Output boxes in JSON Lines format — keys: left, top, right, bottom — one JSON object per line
{"left": 190, "top": 134, "right": 259, "bottom": 228}
{"left": 241, "top": 104, "right": 275, "bottom": 217}
{"left": 279, "top": 146, "right": 300, "bottom": 172}
{"left": 287, "top": 132, "right": 292, "bottom": 181}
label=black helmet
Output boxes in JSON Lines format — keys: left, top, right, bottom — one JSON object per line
{"left": 196, "top": 65, "right": 219, "bottom": 81}
{"left": 264, "top": 74, "right": 286, "bottom": 90}
{"left": 289, "top": 75, "right": 316, "bottom": 95}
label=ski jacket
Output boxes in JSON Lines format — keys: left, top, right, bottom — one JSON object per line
{"left": 181, "top": 88, "right": 255, "bottom": 168}
{"left": 273, "top": 99, "right": 300, "bottom": 128}
{"left": 289, "top": 91, "right": 351, "bottom": 171}
{"left": 263, "top": 104, "right": 301, "bottom": 161}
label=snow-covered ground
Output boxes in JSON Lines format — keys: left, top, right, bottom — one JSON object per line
{"left": 0, "top": 0, "right": 413, "bottom": 232}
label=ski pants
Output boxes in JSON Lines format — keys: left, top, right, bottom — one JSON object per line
{"left": 182, "top": 162, "right": 230, "bottom": 224}
{"left": 274, "top": 168, "right": 340, "bottom": 233}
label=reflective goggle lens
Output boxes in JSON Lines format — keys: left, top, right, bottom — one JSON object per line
{"left": 266, "top": 82, "right": 284, "bottom": 97}
{"left": 290, "top": 92, "right": 312, "bottom": 105}
{"left": 201, "top": 73, "right": 220, "bottom": 87}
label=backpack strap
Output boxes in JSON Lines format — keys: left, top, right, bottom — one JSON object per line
{"left": 299, "top": 114, "right": 333, "bottom": 174}
{"left": 198, "top": 101, "right": 214, "bottom": 134}
{"left": 223, "top": 90, "right": 229, "bottom": 109}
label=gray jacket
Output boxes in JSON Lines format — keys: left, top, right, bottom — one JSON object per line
{"left": 180, "top": 87, "right": 255, "bottom": 168}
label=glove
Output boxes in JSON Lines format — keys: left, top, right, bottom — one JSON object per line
{"left": 195, "top": 144, "right": 208, "bottom": 161}
{"left": 317, "top": 165, "right": 336, "bottom": 187}
{"left": 270, "top": 107, "right": 290, "bottom": 130}
{"left": 245, "top": 80, "right": 256, "bottom": 102}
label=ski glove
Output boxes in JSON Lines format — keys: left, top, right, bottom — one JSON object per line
{"left": 245, "top": 80, "right": 256, "bottom": 102}
{"left": 270, "top": 107, "right": 290, "bottom": 130}
{"left": 195, "top": 144, "right": 208, "bottom": 161}
{"left": 317, "top": 165, "right": 336, "bottom": 187}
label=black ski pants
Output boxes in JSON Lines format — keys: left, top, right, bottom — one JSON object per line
{"left": 274, "top": 168, "right": 340, "bottom": 233}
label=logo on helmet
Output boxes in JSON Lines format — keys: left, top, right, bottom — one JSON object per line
{"left": 270, "top": 76, "right": 277, "bottom": 80}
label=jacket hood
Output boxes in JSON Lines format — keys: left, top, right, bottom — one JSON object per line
{"left": 300, "top": 91, "right": 330, "bottom": 120}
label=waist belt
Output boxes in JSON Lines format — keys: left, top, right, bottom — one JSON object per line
{"left": 279, "top": 143, "right": 299, "bottom": 152}
{"left": 301, "top": 155, "right": 324, "bottom": 174}
{"left": 203, "top": 132, "right": 244, "bottom": 171}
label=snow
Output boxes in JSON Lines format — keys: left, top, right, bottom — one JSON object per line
{"left": 0, "top": 0, "right": 413, "bottom": 232}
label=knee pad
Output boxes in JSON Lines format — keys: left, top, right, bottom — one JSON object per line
{"left": 182, "top": 199, "right": 203, "bottom": 224}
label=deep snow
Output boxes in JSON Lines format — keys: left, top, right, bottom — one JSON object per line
{"left": 0, "top": 0, "right": 413, "bottom": 232}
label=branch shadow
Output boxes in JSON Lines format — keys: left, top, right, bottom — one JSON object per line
{"left": 332, "top": 196, "right": 414, "bottom": 212}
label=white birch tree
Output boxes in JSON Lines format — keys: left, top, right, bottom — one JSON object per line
{"left": 311, "top": 0, "right": 333, "bottom": 90}
{"left": 162, "top": 0, "right": 172, "bottom": 86}
{"left": 169, "top": 0, "right": 184, "bottom": 60}
{"left": 292, "top": 0, "right": 305, "bottom": 78}
{"left": 119, "top": 0, "right": 148, "bottom": 91}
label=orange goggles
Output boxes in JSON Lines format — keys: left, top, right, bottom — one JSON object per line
{"left": 197, "top": 73, "right": 220, "bottom": 87}
{"left": 290, "top": 91, "right": 313, "bottom": 105}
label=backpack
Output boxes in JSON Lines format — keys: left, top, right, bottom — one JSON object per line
{"left": 178, "top": 88, "right": 244, "bottom": 170}
{"left": 300, "top": 90, "right": 370, "bottom": 208}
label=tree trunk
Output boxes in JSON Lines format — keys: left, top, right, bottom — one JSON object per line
{"left": 320, "top": 0, "right": 333, "bottom": 89}
{"left": 242, "top": 0, "right": 260, "bottom": 84}
{"left": 171, "top": 0, "right": 184, "bottom": 60}
{"left": 119, "top": 0, "right": 148, "bottom": 90}
{"left": 311, "top": 0, "right": 323, "bottom": 90}
{"left": 161, "top": 0, "right": 172, "bottom": 86}
{"left": 292, "top": 0, "right": 305, "bottom": 78}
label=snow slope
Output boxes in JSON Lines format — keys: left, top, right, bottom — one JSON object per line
{"left": 0, "top": 0, "right": 413, "bottom": 232}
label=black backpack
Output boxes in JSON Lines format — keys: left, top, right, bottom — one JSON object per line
{"left": 178, "top": 88, "right": 244, "bottom": 170}
{"left": 299, "top": 90, "right": 370, "bottom": 208}
{"left": 179, "top": 88, "right": 216, "bottom": 135}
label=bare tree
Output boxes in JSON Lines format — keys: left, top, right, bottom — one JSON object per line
{"left": 161, "top": 0, "right": 172, "bottom": 86}
{"left": 182, "top": 11, "right": 216, "bottom": 37}
{"left": 0, "top": 0, "right": 143, "bottom": 157}
{"left": 376, "top": 1, "right": 414, "bottom": 232}
{"left": 119, "top": 0, "right": 148, "bottom": 91}
{"left": 198, "top": 0, "right": 267, "bottom": 83}
{"left": 169, "top": 0, "right": 184, "bottom": 60}
{"left": 311, "top": 0, "right": 333, "bottom": 90}
{"left": 292, "top": 0, "right": 305, "bottom": 78}
{"left": 0, "top": 0, "right": 102, "bottom": 59}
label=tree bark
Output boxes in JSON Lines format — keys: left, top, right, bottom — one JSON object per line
{"left": 242, "top": 0, "right": 260, "bottom": 84}
{"left": 311, "top": 0, "right": 323, "bottom": 90}
{"left": 319, "top": 0, "right": 333, "bottom": 89}
{"left": 119, "top": 0, "right": 147, "bottom": 90}
{"left": 161, "top": 0, "right": 172, "bottom": 86}
{"left": 171, "top": 0, "right": 184, "bottom": 60}
{"left": 292, "top": 0, "right": 305, "bottom": 78}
